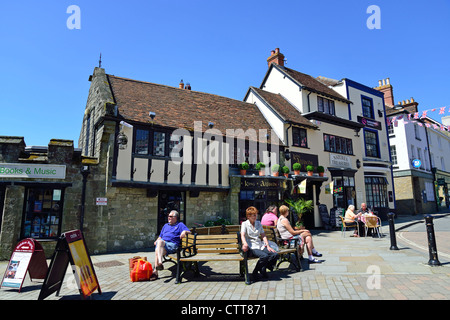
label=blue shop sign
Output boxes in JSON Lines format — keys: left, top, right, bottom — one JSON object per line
{"left": 412, "top": 159, "right": 422, "bottom": 168}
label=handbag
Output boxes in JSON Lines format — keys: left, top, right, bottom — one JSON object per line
{"left": 129, "top": 256, "right": 147, "bottom": 272}
{"left": 130, "top": 259, "right": 153, "bottom": 282}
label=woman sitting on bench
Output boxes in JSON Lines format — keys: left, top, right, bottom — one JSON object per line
{"left": 241, "top": 206, "right": 279, "bottom": 282}
{"left": 277, "top": 205, "right": 322, "bottom": 264}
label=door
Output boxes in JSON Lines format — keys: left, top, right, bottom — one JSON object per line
{"left": 157, "top": 191, "right": 186, "bottom": 234}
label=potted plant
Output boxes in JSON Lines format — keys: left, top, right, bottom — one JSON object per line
{"left": 282, "top": 165, "right": 290, "bottom": 178}
{"left": 239, "top": 161, "right": 249, "bottom": 175}
{"left": 256, "top": 162, "right": 266, "bottom": 176}
{"left": 317, "top": 165, "right": 325, "bottom": 177}
{"left": 293, "top": 162, "right": 301, "bottom": 175}
{"left": 284, "top": 198, "right": 314, "bottom": 229}
{"left": 271, "top": 164, "right": 280, "bottom": 176}
{"left": 306, "top": 165, "right": 314, "bottom": 176}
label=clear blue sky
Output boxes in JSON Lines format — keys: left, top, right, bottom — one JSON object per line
{"left": 1, "top": 0, "right": 449, "bottom": 147}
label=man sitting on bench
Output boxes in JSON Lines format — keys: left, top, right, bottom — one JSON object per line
{"left": 152, "top": 210, "right": 190, "bottom": 280}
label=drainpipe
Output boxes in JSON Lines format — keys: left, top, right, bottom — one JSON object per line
{"left": 307, "top": 92, "right": 312, "bottom": 113}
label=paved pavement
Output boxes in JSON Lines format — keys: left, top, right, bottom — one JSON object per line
{"left": 1, "top": 212, "right": 449, "bottom": 302}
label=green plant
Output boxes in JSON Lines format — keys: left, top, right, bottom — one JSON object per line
{"left": 317, "top": 165, "right": 324, "bottom": 173}
{"left": 239, "top": 162, "right": 249, "bottom": 170}
{"left": 255, "top": 162, "right": 266, "bottom": 170}
{"left": 284, "top": 198, "right": 314, "bottom": 228}
{"left": 282, "top": 165, "right": 290, "bottom": 174}
{"left": 271, "top": 164, "right": 280, "bottom": 172}
{"left": 306, "top": 165, "right": 314, "bottom": 172}
{"left": 293, "top": 162, "right": 301, "bottom": 171}
{"left": 204, "top": 216, "right": 231, "bottom": 227}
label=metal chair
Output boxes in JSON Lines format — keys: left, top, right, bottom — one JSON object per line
{"left": 339, "top": 216, "right": 359, "bottom": 237}
{"left": 364, "top": 215, "right": 382, "bottom": 238}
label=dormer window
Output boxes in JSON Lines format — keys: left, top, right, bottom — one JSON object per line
{"left": 317, "top": 96, "right": 335, "bottom": 116}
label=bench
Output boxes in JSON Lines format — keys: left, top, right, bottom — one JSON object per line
{"left": 164, "top": 231, "right": 249, "bottom": 284}
{"left": 163, "top": 224, "right": 301, "bottom": 284}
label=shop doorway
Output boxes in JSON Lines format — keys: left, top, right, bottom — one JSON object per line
{"left": 239, "top": 189, "right": 282, "bottom": 224}
{"left": 157, "top": 191, "right": 186, "bottom": 234}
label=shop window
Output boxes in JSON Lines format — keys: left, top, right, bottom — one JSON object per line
{"left": 22, "top": 187, "right": 64, "bottom": 240}
{"left": 364, "top": 177, "right": 388, "bottom": 209}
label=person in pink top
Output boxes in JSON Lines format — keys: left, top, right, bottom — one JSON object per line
{"left": 261, "top": 205, "right": 279, "bottom": 227}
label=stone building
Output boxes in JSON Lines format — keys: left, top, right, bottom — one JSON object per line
{"left": 0, "top": 137, "right": 98, "bottom": 259}
{"left": 75, "top": 67, "right": 291, "bottom": 254}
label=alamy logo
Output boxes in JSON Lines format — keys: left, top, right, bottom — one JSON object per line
{"left": 366, "top": 5, "right": 381, "bottom": 30}
{"left": 366, "top": 265, "right": 381, "bottom": 290}
{"left": 66, "top": 5, "right": 81, "bottom": 30}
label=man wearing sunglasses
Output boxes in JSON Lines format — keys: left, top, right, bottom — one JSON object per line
{"left": 152, "top": 210, "right": 190, "bottom": 280}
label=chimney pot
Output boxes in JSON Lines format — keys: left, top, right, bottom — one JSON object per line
{"left": 378, "top": 80, "right": 382, "bottom": 86}
{"left": 411, "top": 97, "right": 414, "bottom": 102}
{"left": 267, "top": 48, "right": 285, "bottom": 67}
{"left": 382, "top": 79, "right": 386, "bottom": 85}
{"left": 179, "top": 79, "right": 184, "bottom": 89}
{"left": 386, "top": 78, "right": 390, "bottom": 85}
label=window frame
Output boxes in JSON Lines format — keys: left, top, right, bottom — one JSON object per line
{"left": 363, "top": 128, "right": 380, "bottom": 158}
{"left": 317, "top": 96, "right": 335, "bottom": 116}
{"left": 133, "top": 127, "right": 174, "bottom": 159}
{"left": 21, "top": 186, "right": 65, "bottom": 240}
{"left": 323, "top": 133, "right": 353, "bottom": 155}
{"left": 361, "top": 95, "right": 374, "bottom": 119}
{"left": 292, "top": 127, "right": 308, "bottom": 148}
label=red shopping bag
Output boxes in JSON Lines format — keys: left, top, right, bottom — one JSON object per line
{"left": 130, "top": 259, "right": 153, "bottom": 282}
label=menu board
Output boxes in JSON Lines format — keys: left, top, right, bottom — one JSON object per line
{"left": 1, "top": 238, "right": 48, "bottom": 292}
{"left": 65, "top": 230, "right": 100, "bottom": 298}
{"left": 38, "top": 229, "right": 101, "bottom": 300}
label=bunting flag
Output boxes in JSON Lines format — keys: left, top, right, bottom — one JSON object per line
{"left": 386, "top": 105, "right": 450, "bottom": 132}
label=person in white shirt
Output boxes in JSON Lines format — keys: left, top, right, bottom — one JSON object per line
{"left": 240, "top": 206, "right": 278, "bottom": 282}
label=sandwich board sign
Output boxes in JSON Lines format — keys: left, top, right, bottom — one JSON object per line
{"left": 1, "top": 238, "right": 48, "bottom": 292}
{"left": 38, "top": 229, "right": 101, "bottom": 300}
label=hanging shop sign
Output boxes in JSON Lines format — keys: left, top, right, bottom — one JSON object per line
{"left": 357, "top": 116, "right": 382, "bottom": 130}
{"left": 412, "top": 159, "right": 422, "bottom": 168}
{"left": 0, "top": 163, "right": 66, "bottom": 179}
{"left": 38, "top": 229, "right": 101, "bottom": 300}
{"left": 1, "top": 238, "right": 48, "bottom": 292}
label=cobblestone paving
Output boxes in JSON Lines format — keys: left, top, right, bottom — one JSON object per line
{"left": 1, "top": 215, "right": 449, "bottom": 301}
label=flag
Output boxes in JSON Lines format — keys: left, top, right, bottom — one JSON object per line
{"left": 299, "top": 179, "right": 307, "bottom": 194}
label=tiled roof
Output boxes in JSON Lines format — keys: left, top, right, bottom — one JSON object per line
{"left": 107, "top": 75, "right": 282, "bottom": 144}
{"left": 271, "top": 64, "right": 351, "bottom": 104}
{"left": 248, "top": 87, "right": 318, "bottom": 129}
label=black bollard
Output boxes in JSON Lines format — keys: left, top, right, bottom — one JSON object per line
{"left": 388, "top": 212, "right": 399, "bottom": 250}
{"left": 425, "top": 215, "right": 441, "bottom": 266}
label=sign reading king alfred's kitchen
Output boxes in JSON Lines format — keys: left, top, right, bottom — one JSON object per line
{"left": 0, "top": 163, "right": 66, "bottom": 179}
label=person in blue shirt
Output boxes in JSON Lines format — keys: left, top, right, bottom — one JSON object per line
{"left": 152, "top": 210, "right": 190, "bottom": 280}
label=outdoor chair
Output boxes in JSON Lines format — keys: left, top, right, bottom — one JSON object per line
{"left": 364, "top": 215, "right": 382, "bottom": 238}
{"left": 339, "top": 216, "right": 359, "bottom": 237}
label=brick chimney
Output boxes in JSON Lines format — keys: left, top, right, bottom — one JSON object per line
{"left": 374, "top": 78, "right": 395, "bottom": 107}
{"left": 267, "top": 48, "right": 285, "bottom": 67}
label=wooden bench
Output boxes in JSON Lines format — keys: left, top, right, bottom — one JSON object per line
{"left": 164, "top": 231, "right": 250, "bottom": 284}
{"left": 163, "top": 224, "right": 301, "bottom": 284}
